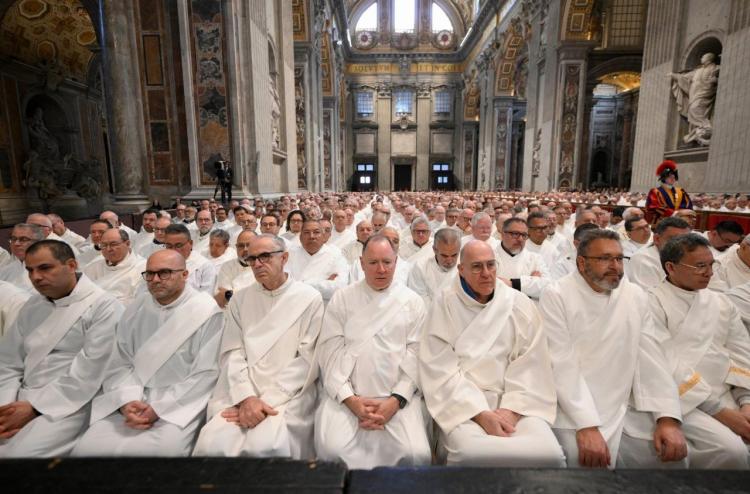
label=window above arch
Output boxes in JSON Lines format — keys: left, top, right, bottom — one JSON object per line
{"left": 431, "top": 2, "right": 453, "bottom": 32}
{"left": 393, "top": 0, "right": 416, "bottom": 33}
{"left": 355, "top": 2, "right": 377, "bottom": 32}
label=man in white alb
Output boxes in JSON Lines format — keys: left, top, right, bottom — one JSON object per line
{"left": 202, "top": 229, "right": 237, "bottom": 269}
{"left": 540, "top": 229, "right": 687, "bottom": 469}
{"left": 72, "top": 250, "right": 223, "bottom": 457}
{"left": 83, "top": 228, "right": 145, "bottom": 306}
{"left": 408, "top": 227, "right": 460, "bottom": 306}
{"left": 48, "top": 214, "right": 86, "bottom": 249}
{"left": 460, "top": 212, "right": 499, "bottom": 251}
{"left": 193, "top": 234, "right": 323, "bottom": 459}
{"left": 495, "top": 218, "right": 551, "bottom": 300}
{"left": 399, "top": 217, "right": 433, "bottom": 262}
{"left": 0, "top": 240, "right": 123, "bottom": 457}
{"left": 164, "top": 224, "right": 217, "bottom": 293}
{"left": 0, "top": 223, "right": 44, "bottom": 291}
{"left": 214, "top": 231, "right": 257, "bottom": 308}
{"left": 627, "top": 217, "right": 690, "bottom": 290}
{"left": 341, "top": 220, "right": 373, "bottom": 265}
{"left": 137, "top": 216, "right": 170, "bottom": 259}
{"left": 315, "top": 235, "right": 431, "bottom": 469}
{"left": 419, "top": 240, "right": 565, "bottom": 467}
{"left": 286, "top": 220, "right": 348, "bottom": 303}
{"left": 330, "top": 209, "right": 355, "bottom": 249}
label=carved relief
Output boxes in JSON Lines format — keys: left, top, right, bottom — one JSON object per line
{"left": 294, "top": 66, "right": 307, "bottom": 189}
{"left": 531, "top": 128, "right": 541, "bottom": 177}
{"left": 322, "top": 109, "right": 332, "bottom": 190}
{"left": 463, "top": 128, "right": 475, "bottom": 189}
{"left": 559, "top": 64, "right": 581, "bottom": 183}
{"left": 495, "top": 113, "right": 508, "bottom": 190}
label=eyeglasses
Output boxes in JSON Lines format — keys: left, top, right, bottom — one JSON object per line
{"left": 244, "top": 250, "right": 283, "bottom": 264}
{"left": 676, "top": 260, "right": 718, "bottom": 274}
{"left": 9, "top": 236, "right": 34, "bottom": 244}
{"left": 503, "top": 231, "right": 529, "bottom": 239}
{"left": 581, "top": 255, "right": 629, "bottom": 264}
{"left": 141, "top": 269, "right": 185, "bottom": 281}
{"left": 100, "top": 241, "right": 126, "bottom": 249}
{"left": 413, "top": 229, "right": 431, "bottom": 235}
{"left": 467, "top": 260, "right": 497, "bottom": 274}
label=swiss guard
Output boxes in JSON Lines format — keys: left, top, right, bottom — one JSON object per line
{"left": 646, "top": 160, "right": 693, "bottom": 222}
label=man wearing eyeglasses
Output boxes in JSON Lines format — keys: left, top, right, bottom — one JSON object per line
{"left": 419, "top": 240, "right": 565, "bottom": 467}
{"left": 400, "top": 216, "right": 434, "bottom": 262}
{"left": 494, "top": 217, "right": 551, "bottom": 301}
{"left": 194, "top": 234, "right": 323, "bottom": 459}
{"left": 26, "top": 213, "right": 80, "bottom": 256}
{"left": 0, "top": 240, "right": 123, "bottom": 457}
{"left": 703, "top": 220, "right": 744, "bottom": 260}
{"left": 315, "top": 234, "right": 430, "bottom": 468}
{"left": 83, "top": 228, "right": 146, "bottom": 306}
{"left": 164, "top": 224, "right": 217, "bottom": 294}
{"left": 647, "top": 234, "right": 750, "bottom": 468}
{"left": 0, "top": 223, "right": 45, "bottom": 292}
{"left": 627, "top": 217, "right": 691, "bottom": 290}
{"left": 523, "top": 212, "right": 561, "bottom": 270}
{"left": 215, "top": 231, "right": 258, "bottom": 308}
{"left": 286, "top": 220, "right": 348, "bottom": 303}
{"left": 137, "top": 216, "right": 170, "bottom": 259}
{"left": 72, "top": 249, "right": 223, "bottom": 457}
{"left": 192, "top": 210, "right": 215, "bottom": 254}
{"left": 540, "top": 229, "right": 688, "bottom": 469}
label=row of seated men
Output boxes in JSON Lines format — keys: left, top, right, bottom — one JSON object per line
{"left": 0, "top": 201, "right": 748, "bottom": 469}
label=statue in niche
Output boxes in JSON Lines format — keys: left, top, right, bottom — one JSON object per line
{"left": 668, "top": 52, "right": 720, "bottom": 146}
{"left": 270, "top": 76, "right": 282, "bottom": 150}
{"left": 27, "top": 108, "right": 61, "bottom": 161}
{"left": 531, "top": 129, "right": 541, "bottom": 177}
{"left": 23, "top": 150, "right": 61, "bottom": 201}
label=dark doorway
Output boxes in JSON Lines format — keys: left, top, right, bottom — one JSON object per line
{"left": 394, "top": 164, "right": 412, "bottom": 191}
{"left": 590, "top": 150, "right": 609, "bottom": 187}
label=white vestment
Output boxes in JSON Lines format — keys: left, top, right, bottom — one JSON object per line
{"left": 192, "top": 231, "right": 212, "bottom": 253}
{"left": 133, "top": 228, "right": 155, "bottom": 254}
{"left": 0, "top": 246, "right": 11, "bottom": 268}
{"left": 315, "top": 281, "right": 431, "bottom": 469}
{"left": 622, "top": 238, "right": 648, "bottom": 259}
{"left": 83, "top": 252, "right": 146, "bottom": 306}
{"left": 525, "top": 239, "right": 560, "bottom": 269}
{"left": 0, "top": 258, "right": 33, "bottom": 292}
{"left": 59, "top": 229, "right": 87, "bottom": 249}
{"left": 72, "top": 287, "right": 223, "bottom": 457}
{"left": 201, "top": 248, "right": 237, "bottom": 269}
{"left": 286, "top": 244, "right": 348, "bottom": 302}
{"left": 406, "top": 254, "right": 456, "bottom": 306}
{"left": 0, "top": 281, "right": 30, "bottom": 338}
{"left": 216, "top": 258, "right": 255, "bottom": 293}
{"left": 341, "top": 240, "right": 364, "bottom": 265}
{"left": 716, "top": 249, "right": 750, "bottom": 290}
{"left": 0, "top": 276, "right": 123, "bottom": 457}
{"left": 550, "top": 255, "right": 576, "bottom": 280}
{"left": 186, "top": 251, "right": 218, "bottom": 293}
{"left": 419, "top": 277, "right": 565, "bottom": 467}
{"left": 77, "top": 246, "right": 103, "bottom": 268}
{"left": 193, "top": 278, "right": 323, "bottom": 459}
{"left": 47, "top": 232, "right": 80, "bottom": 256}
{"left": 540, "top": 272, "right": 683, "bottom": 469}
{"left": 648, "top": 280, "right": 750, "bottom": 469}
{"left": 400, "top": 239, "right": 433, "bottom": 262}
{"left": 494, "top": 245, "right": 551, "bottom": 300}
{"left": 626, "top": 244, "right": 664, "bottom": 289}
{"left": 137, "top": 240, "right": 165, "bottom": 260}
{"left": 727, "top": 282, "right": 750, "bottom": 333}
{"left": 330, "top": 228, "right": 355, "bottom": 250}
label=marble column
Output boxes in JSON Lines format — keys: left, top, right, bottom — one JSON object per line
{"left": 416, "top": 84, "right": 431, "bottom": 190}
{"left": 492, "top": 97, "right": 514, "bottom": 190}
{"left": 553, "top": 47, "right": 588, "bottom": 189}
{"left": 100, "top": 0, "right": 150, "bottom": 211}
{"left": 376, "top": 84, "right": 392, "bottom": 191}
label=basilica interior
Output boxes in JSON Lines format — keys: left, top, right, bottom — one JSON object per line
{"left": 0, "top": 0, "right": 748, "bottom": 222}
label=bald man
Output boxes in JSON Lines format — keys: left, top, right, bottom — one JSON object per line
{"left": 341, "top": 220, "right": 373, "bottom": 265}
{"left": 72, "top": 250, "right": 223, "bottom": 457}
{"left": 48, "top": 214, "right": 86, "bottom": 249}
{"left": 419, "top": 240, "right": 564, "bottom": 467}
{"left": 100, "top": 211, "right": 138, "bottom": 240}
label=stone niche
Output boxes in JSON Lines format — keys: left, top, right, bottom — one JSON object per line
{"left": 431, "top": 130, "right": 453, "bottom": 155}
{"left": 355, "top": 131, "right": 377, "bottom": 155}
{"left": 391, "top": 131, "right": 417, "bottom": 156}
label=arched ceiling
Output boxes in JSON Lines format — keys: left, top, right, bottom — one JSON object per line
{"left": 344, "top": 0, "right": 477, "bottom": 28}
{"left": 0, "top": 0, "right": 96, "bottom": 83}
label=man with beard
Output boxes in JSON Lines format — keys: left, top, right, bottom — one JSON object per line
{"left": 408, "top": 228, "right": 461, "bottom": 306}
{"left": 193, "top": 210, "right": 215, "bottom": 253}
{"left": 495, "top": 218, "right": 551, "bottom": 301}
{"left": 138, "top": 216, "right": 170, "bottom": 259}
{"left": 540, "top": 229, "right": 687, "bottom": 469}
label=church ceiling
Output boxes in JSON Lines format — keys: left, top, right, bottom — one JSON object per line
{"left": 0, "top": 0, "right": 96, "bottom": 83}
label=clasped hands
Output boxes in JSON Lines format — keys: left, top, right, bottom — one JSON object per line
{"left": 0, "top": 401, "right": 37, "bottom": 439}
{"left": 222, "top": 396, "right": 278, "bottom": 429}
{"left": 119, "top": 401, "right": 159, "bottom": 430}
{"left": 344, "top": 395, "right": 400, "bottom": 430}
{"left": 472, "top": 408, "right": 521, "bottom": 437}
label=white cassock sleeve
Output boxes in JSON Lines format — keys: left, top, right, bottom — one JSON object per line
{"left": 391, "top": 299, "right": 425, "bottom": 403}
{"left": 539, "top": 288, "right": 602, "bottom": 430}
{"left": 406, "top": 263, "right": 430, "bottom": 304}
{"left": 260, "top": 297, "right": 324, "bottom": 409}
{"left": 519, "top": 256, "right": 551, "bottom": 299}
{"left": 419, "top": 297, "right": 493, "bottom": 433}
{"left": 648, "top": 296, "right": 713, "bottom": 414}
{"left": 197, "top": 263, "right": 218, "bottom": 293}
{"left": 147, "top": 313, "right": 224, "bottom": 427}
{"left": 305, "top": 255, "right": 349, "bottom": 301}
{"left": 317, "top": 290, "right": 354, "bottom": 402}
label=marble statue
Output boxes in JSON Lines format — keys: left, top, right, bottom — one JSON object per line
{"left": 668, "top": 53, "right": 720, "bottom": 146}
{"left": 270, "top": 77, "right": 281, "bottom": 150}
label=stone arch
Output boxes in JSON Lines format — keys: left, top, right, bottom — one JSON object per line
{"left": 560, "top": 0, "right": 596, "bottom": 42}
{"left": 348, "top": 0, "right": 377, "bottom": 31}
{"left": 432, "top": 0, "right": 467, "bottom": 36}
{"left": 494, "top": 16, "right": 530, "bottom": 96}
{"left": 681, "top": 31, "right": 724, "bottom": 70}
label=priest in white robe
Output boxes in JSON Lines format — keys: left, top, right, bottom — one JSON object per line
{"left": 193, "top": 235, "right": 323, "bottom": 459}
{"left": 286, "top": 220, "right": 348, "bottom": 303}
{"left": 215, "top": 231, "right": 257, "bottom": 307}
{"left": 137, "top": 216, "right": 170, "bottom": 259}
{"left": 315, "top": 235, "right": 431, "bottom": 469}
{"left": 131, "top": 209, "right": 158, "bottom": 255}
{"left": 48, "top": 214, "right": 86, "bottom": 249}
{"left": 100, "top": 210, "right": 138, "bottom": 241}
{"left": 165, "top": 224, "right": 217, "bottom": 294}
{"left": 341, "top": 220, "right": 373, "bottom": 265}
{"left": 25, "top": 213, "right": 80, "bottom": 256}
{"left": 621, "top": 218, "right": 651, "bottom": 260}
{"left": 192, "top": 210, "right": 215, "bottom": 253}
{"left": 460, "top": 212, "right": 500, "bottom": 251}
{"left": 715, "top": 237, "right": 750, "bottom": 290}
{"left": 540, "top": 229, "right": 687, "bottom": 469}
{"left": 549, "top": 224, "right": 599, "bottom": 281}
{"left": 399, "top": 216, "right": 433, "bottom": 262}
{"left": 0, "top": 240, "right": 123, "bottom": 457}
{"left": 524, "top": 212, "right": 560, "bottom": 269}
{"left": 0, "top": 281, "right": 30, "bottom": 338}
{"left": 83, "top": 228, "right": 145, "bottom": 306}
{"left": 330, "top": 210, "right": 356, "bottom": 249}
{"left": 407, "top": 227, "right": 460, "bottom": 306}
{"left": 348, "top": 227, "right": 411, "bottom": 286}
{"left": 77, "top": 220, "right": 114, "bottom": 268}
{"left": 72, "top": 250, "right": 223, "bottom": 457}
{"left": 202, "top": 229, "right": 237, "bottom": 269}
{"left": 494, "top": 218, "right": 551, "bottom": 300}
{"left": 648, "top": 234, "right": 750, "bottom": 469}
{"left": 0, "top": 223, "right": 44, "bottom": 292}
{"left": 626, "top": 217, "right": 691, "bottom": 290}
{"left": 419, "top": 240, "right": 565, "bottom": 467}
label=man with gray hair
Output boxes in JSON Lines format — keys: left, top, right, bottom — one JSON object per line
{"left": 400, "top": 216, "right": 433, "bottom": 262}
{"left": 616, "top": 207, "right": 647, "bottom": 241}
{"left": 202, "top": 229, "right": 236, "bottom": 268}
{"left": 47, "top": 214, "right": 86, "bottom": 249}
{"left": 194, "top": 234, "right": 323, "bottom": 458}
{"left": 100, "top": 210, "right": 137, "bottom": 242}
{"left": 0, "top": 223, "right": 45, "bottom": 291}
{"left": 83, "top": 228, "right": 146, "bottom": 306}
{"left": 648, "top": 234, "right": 750, "bottom": 468}
{"left": 461, "top": 212, "right": 500, "bottom": 251}
{"left": 408, "top": 227, "right": 461, "bottom": 306}
{"left": 627, "top": 217, "right": 691, "bottom": 290}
